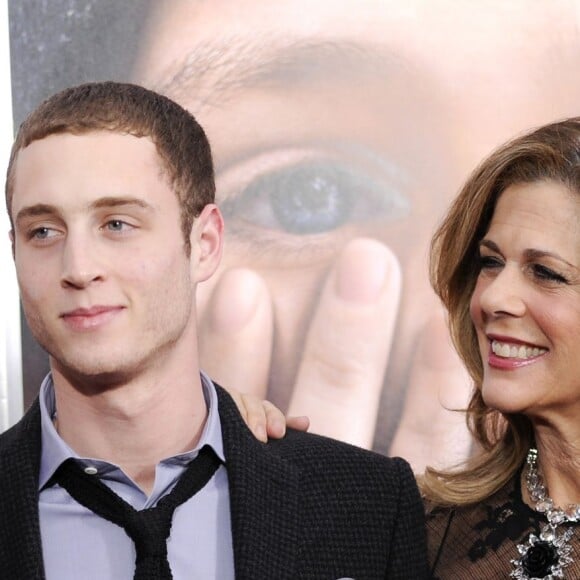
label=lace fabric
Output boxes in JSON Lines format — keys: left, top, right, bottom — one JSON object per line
{"left": 426, "top": 472, "right": 580, "bottom": 579}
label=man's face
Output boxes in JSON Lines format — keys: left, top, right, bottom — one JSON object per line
{"left": 134, "top": 0, "right": 580, "bottom": 449}
{"left": 11, "top": 131, "right": 198, "bottom": 385}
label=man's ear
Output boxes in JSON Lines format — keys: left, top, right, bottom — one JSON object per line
{"left": 9, "top": 230, "right": 15, "bottom": 260}
{"left": 189, "top": 204, "right": 224, "bottom": 283}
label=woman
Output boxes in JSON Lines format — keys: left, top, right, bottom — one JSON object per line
{"left": 421, "top": 117, "right": 580, "bottom": 578}
{"left": 239, "top": 117, "right": 580, "bottom": 579}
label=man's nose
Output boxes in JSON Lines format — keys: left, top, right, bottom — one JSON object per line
{"left": 60, "top": 235, "right": 105, "bottom": 289}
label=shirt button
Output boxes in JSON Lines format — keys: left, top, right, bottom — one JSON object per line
{"left": 84, "top": 466, "right": 98, "bottom": 475}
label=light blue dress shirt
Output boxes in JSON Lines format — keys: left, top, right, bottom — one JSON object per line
{"left": 38, "top": 372, "right": 235, "bottom": 579}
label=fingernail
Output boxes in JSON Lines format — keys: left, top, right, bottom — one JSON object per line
{"left": 255, "top": 425, "right": 267, "bottom": 442}
{"left": 272, "top": 419, "right": 285, "bottom": 437}
{"left": 334, "top": 239, "right": 397, "bottom": 303}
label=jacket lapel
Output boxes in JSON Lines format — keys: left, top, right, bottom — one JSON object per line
{"left": 0, "top": 400, "right": 45, "bottom": 579}
{"left": 216, "top": 386, "right": 301, "bottom": 580}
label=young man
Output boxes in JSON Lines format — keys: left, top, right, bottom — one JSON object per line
{"left": 1, "top": 81, "right": 426, "bottom": 579}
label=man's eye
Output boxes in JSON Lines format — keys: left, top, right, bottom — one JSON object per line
{"left": 220, "top": 161, "right": 409, "bottom": 235}
{"left": 104, "top": 220, "right": 131, "bottom": 232}
{"left": 29, "top": 227, "right": 57, "bottom": 240}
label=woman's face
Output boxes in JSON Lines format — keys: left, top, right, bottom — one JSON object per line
{"left": 470, "top": 180, "right": 580, "bottom": 424}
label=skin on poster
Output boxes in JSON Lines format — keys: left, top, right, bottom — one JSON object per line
{"left": 133, "top": 0, "right": 580, "bottom": 471}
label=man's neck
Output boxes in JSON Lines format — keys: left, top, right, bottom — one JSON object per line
{"left": 50, "top": 366, "right": 208, "bottom": 495}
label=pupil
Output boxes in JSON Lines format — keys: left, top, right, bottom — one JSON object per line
{"left": 269, "top": 168, "right": 353, "bottom": 234}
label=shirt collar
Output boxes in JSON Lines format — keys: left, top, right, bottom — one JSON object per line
{"left": 38, "top": 370, "right": 225, "bottom": 490}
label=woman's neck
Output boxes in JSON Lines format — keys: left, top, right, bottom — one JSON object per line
{"left": 527, "top": 424, "right": 580, "bottom": 510}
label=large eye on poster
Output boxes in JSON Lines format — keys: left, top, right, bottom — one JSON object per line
{"left": 8, "top": 0, "right": 580, "bottom": 472}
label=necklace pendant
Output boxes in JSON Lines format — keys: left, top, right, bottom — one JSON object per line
{"left": 510, "top": 525, "right": 573, "bottom": 579}
{"left": 511, "top": 448, "right": 578, "bottom": 579}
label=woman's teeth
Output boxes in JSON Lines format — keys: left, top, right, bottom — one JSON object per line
{"left": 491, "top": 340, "right": 547, "bottom": 359}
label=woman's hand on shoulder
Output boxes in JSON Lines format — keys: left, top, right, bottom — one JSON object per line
{"left": 226, "top": 388, "right": 310, "bottom": 442}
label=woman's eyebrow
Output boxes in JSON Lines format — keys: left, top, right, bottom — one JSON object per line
{"left": 480, "top": 239, "right": 578, "bottom": 270}
{"left": 479, "top": 239, "right": 500, "bottom": 253}
{"left": 524, "top": 248, "right": 577, "bottom": 270}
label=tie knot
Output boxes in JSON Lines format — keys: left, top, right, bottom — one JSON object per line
{"left": 126, "top": 508, "right": 172, "bottom": 557}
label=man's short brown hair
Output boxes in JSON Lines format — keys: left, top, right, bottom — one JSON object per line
{"left": 6, "top": 81, "right": 215, "bottom": 251}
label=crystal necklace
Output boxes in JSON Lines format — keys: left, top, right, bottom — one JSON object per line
{"left": 511, "top": 448, "right": 580, "bottom": 579}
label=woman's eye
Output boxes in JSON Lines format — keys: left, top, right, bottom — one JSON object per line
{"left": 478, "top": 254, "right": 503, "bottom": 270}
{"left": 532, "top": 264, "right": 568, "bottom": 284}
{"left": 220, "top": 161, "right": 409, "bottom": 236}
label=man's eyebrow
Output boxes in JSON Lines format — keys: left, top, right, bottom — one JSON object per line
{"left": 90, "top": 197, "right": 154, "bottom": 211}
{"left": 15, "top": 197, "right": 154, "bottom": 224}
{"left": 15, "top": 204, "right": 60, "bottom": 224}
{"left": 149, "top": 37, "right": 416, "bottom": 111}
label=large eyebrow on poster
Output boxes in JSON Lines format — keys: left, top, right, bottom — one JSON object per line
{"left": 0, "top": 0, "right": 22, "bottom": 430}
{"left": 145, "top": 39, "right": 418, "bottom": 108}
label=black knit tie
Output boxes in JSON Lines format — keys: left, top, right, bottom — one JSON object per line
{"left": 51, "top": 445, "right": 221, "bottom": 580}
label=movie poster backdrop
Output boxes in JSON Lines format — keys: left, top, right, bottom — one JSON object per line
{"left": 8, "top": 0, "right": 580, "bottom": 471}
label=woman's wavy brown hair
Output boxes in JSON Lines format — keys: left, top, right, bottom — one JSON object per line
{"left": 420, "top": 117, "right": 580, "bottom": 506}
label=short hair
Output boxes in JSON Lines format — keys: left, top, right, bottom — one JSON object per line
{"left": 5, "top": 81, "right": 215, "bottom": 251}
{"left": 422, "top": 117, "right": 580, "bottom": 506}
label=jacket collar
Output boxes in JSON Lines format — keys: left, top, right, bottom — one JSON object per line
{"left": 0, "top": 400, "right": 46, "bottom": 579}
{"left": 216, "top": 385, "right": 301, "bottom": 580}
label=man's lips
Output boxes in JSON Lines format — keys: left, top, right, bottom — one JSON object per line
{"left": 60, "top": 306, "right": 125, "bottom": 331}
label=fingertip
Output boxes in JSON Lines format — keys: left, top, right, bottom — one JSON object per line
{"left": 254, "top": 423, "right": 267, "bottom": 443}
{"left": 334, "top": 238, "right": 401, "bottom": 303}
{"left": 287, "top": 416, "right": 310, "bottom": 432}
{"left": 208, "top": 269, "right": 268, "bottom": 333}
{"left": 265, "top": 418, "right": 286, "bottom": 439}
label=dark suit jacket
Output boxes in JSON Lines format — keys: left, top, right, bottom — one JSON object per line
{"left": 0, "top": 385, "right": 427, "bottom": 579}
